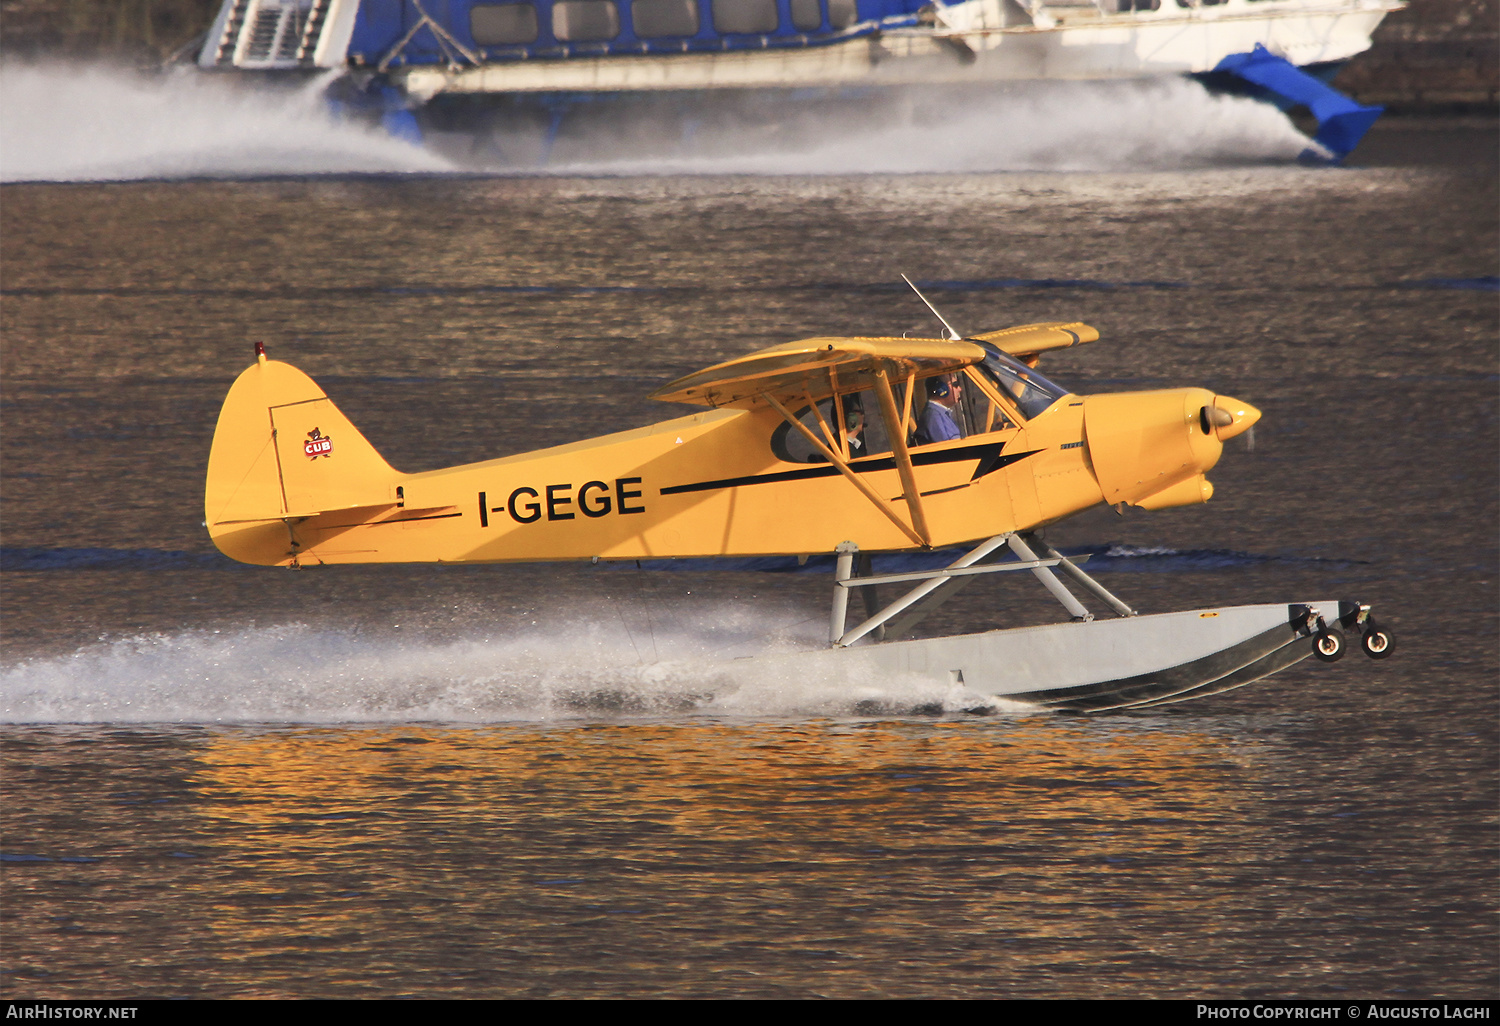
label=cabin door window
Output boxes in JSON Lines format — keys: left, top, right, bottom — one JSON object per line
{"left": 908, "top": 374, "right": 965, "bottom": 446}
{"left": 841, "top": 391, "right": 891, "bottom": 460}
{"left": 903, "top": 372, "right": 1012, "bottom": 447}
{"left": 959, "top": 368, "right": 1010, "bottom": 434}
{"left": 769, "top": 394, "right": 892, "bottom": 465}
{"left": 771, "top": 400, "right": 838, "bottom": 464}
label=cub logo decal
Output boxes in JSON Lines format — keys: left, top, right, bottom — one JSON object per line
{"left": 304, "top": 427, "right": 333, "bottom": 459}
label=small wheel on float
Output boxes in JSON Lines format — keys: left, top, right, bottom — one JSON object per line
{"left": 1313, "top": 629, "right": 1344, "bottom": 662}
{"left": 1361, "top": 622, "right": 1394, "bottom": 660}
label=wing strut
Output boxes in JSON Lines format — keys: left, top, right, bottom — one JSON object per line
{"left": 763, "top": 392, "right": 927, "bottom": 549}
{"left": 805, "top": 396, "right": 841, "bottom": 456}
{"left": 899, "top": 369, "right": 916, "bottom": 440}
{"left": 828, "top": 367, "right": 850, "bottom": 460}
{"left": 872, "top": 365, "right": 932, "bottom": 547}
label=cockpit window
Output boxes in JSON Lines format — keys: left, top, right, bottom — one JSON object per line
{"left": 771, "top": 373, "right": 1027, "bottom": 464}
{"left": 913, "top": 374, "right": 964, "bottom": 445}
{"left": 956, "top": 368, "right": 1011, "bottom": 434}
{"left": 770, "top": 394, "right": 893, "bottom": 464}
{"left": 974, "top": 344, "right": 1069, "bottom": 420}
{"left": 844, "top": 392, "right": 892, "bottom": 458}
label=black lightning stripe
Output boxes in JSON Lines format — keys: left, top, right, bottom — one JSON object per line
{"left": 659, "top": 442, "right": 1043, "bottom": 496}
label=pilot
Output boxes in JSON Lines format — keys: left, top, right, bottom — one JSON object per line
{"left": 916, "top": 376, "right": 962, "bottom": 445}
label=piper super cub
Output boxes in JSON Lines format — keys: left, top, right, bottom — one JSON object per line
{"left": 205, "top": 287, "right": 1391, "bottom": 712}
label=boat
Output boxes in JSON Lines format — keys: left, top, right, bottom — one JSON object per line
{"left": 194, "top": 0, "right": 1403, "bottom": 161}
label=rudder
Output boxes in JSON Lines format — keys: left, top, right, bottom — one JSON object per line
{"left": 205, "top": 355, "right": 400, "bottom": 565}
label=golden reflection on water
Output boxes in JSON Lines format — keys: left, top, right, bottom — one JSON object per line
{"left": 108, "top": 717, "right": 1271, "bottom": 997}
{"left": 190, "top": 717, "right": 1243, "bottom": 836}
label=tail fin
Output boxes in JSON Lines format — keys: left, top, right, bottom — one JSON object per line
{"left": 205, "top": 355, "right": 400, "bottom": 565}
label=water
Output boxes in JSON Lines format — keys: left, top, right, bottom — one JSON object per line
{"left": 2, "top": 716, "right": 1488, "bottom": 999}
{"left": 0, "top": 65, "right": 1496, "bottom": 997}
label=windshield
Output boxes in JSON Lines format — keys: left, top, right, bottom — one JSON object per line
{"left": 974, "top": 344, "right": 1070, "bottom": 420}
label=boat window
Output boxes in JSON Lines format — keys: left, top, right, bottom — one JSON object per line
{"left": 790, "top": 0, "right": 822, "bottom": 30}
{"left": 972, "top": 345, "right": 1069, "bottom": 421}
{"left": 553, "top": 0, "right": 621, "bottom": 41}
{"left": 827, "top": 0, "right": 857, "bottom": 28}
{"left": 712, "top": 0, "right": 778, "bottom": 34}
{"left": 471, "top": 3, "right": 540, "bottom": 44}
{"left": 1116, "top": 0, "right": 1159, "bottom": 9}
{"left": 632, "top": 0, "right": 700, "bottom": 36}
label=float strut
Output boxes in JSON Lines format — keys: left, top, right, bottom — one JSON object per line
{"left": 835, "top": 533, "right": 1015, "bottom": 648}
{"left": 1007, "top": 534, "right": 1093, "bottom": 622}
{"left": 830, "top": 541, "right": 858, "bottom": 646}
{"left": 1023, "top": 533, "right": 1136, "bottom": 617}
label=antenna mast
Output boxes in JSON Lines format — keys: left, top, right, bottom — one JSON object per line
{"left": 901, "top": 274, "right": 963, "bottom": 342}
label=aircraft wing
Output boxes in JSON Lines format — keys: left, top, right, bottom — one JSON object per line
{"left": 972, "top": 322, "right": 1099, "bottom": 359}
{"left": 649, "top": 336, "right": 985, "bottom": 409}
{"left": 651, "top": 323, "right": 1098, "bottom": 408}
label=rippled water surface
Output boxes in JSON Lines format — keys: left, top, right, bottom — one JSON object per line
{"left": 1, "top": 115, "right": 1496, "bottom": 998}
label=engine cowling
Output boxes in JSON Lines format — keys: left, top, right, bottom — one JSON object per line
{"left": 1081, "top": 389, "right": 1259, "bottom": 506}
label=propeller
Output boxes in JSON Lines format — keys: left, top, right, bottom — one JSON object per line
{"left": 1201, "top": 397, "right": 1261, "bottom": 444}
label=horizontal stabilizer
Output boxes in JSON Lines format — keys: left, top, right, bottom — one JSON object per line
{"left": 211, "top": 502, "right": 402, "bottom": 527}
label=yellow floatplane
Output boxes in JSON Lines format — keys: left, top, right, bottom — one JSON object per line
{"left": 205, "top": 286, "right": 1391, "bottom": 711}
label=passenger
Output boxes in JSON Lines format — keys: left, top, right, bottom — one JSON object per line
{"left": 844, "top": 405, "right": 866, "bottom": 455}
{"left": 916, "top": 376, "right": 962, "bottom": 445}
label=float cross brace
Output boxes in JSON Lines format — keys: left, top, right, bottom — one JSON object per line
{"left": 829, "top": 531, "right": 1138, "bottom": 647}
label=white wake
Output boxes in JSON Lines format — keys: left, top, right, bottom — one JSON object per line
{"left": 0, "top": 611, "right": 1030, "bottom": 724}
{"left": 0, "top": 60, "right": 1316, "bottom": 181}
{"left": 0, "top": 62, "right": 450, "bottom": 182}
{"left": 541, "top": 77, "right": 1317, "bottom": 174}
